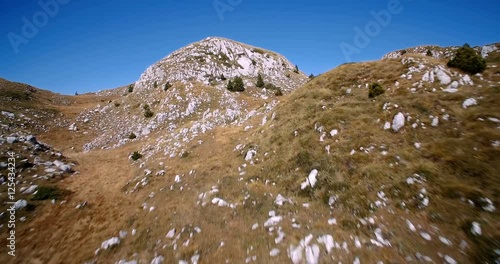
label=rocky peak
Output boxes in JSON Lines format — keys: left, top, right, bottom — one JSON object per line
{"left": 134, "top": 37, "right": 308, "bottom": 92}
{"left": 382, "top": 43, "right": 499, "bottom": 60}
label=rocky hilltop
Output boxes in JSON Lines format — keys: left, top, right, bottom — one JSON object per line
{"left": 134, "top": 37, "right": 308, "bottom": 92}
{"left": 382, "top": 43, "right": 499, "bottom": 60}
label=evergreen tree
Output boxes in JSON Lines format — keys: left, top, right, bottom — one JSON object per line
{"left": 309, "top": 74, "right": 315, "bottom": 79}
{"left": 128, "top": 84, "right": 134, "bottom": 93}
{"left": 256, "top": 73, "right": 265, "bottom": 88}
{"left": 294, "top": 65, "right": 299, "bottom": 73}
{"left": 232, "top": 76, "right": 245, "bottom": 92}
{"left": 447, "top": 43, "right": 486, "bottom": 74}
{"left": 154, "top": 81, "right": 158, "bottom": 88}
{"left": 275, "top": 88, "right": 283, "bottom": 96}
{"left": 226, "top": 79, "right": 234, "bottom": 91}
{"left": 220, "top": 74, "right": 226, "bottom": 81}
{"left": 163, "top": 82, "right": 172, "bottom": 91}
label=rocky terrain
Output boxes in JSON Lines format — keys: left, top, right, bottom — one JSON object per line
{"left": 0, "top": 39, "right": 499, "bottom": 264}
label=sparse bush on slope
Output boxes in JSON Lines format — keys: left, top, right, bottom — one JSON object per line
{"left": 368, "top": 82, "right": 385, "bottom": 98}
{"left": 143, "top": 104, "right": 154, "bottom": 118}
{"left": 32, "top": 186, "right": 67, "bottom": 200}
{"left": 130, "top": 151, "right": 142, "bottom": 161}
{"left": 163, "top": 82, "right": 172, "bottom": 91}
{"left": 227, "top": 76, "right": 245, "bottom": 92}
{"left": 447, "top": 44, "right": 486, "bottom": 74}
{"left": 294, "top": 65, "right": 299, "bottom": 73}
{"left": 256, "top": 73, "right": 265, "bottom": 88}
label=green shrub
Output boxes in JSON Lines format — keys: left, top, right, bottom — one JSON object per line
{"left": 131, "top": 151, "right": 142, "bottom": 161}
{"left": 256, "top": 74, "right": 265, "bottom": 88}
{"left": 153, "top": 81, "right": 158, "bottom": 88}
{"left": 309, "top": 74, "right": 315, "bottom": 79}
{"left": 128, "top": 132, "right": 136, "bottom": 139}
{"left": 447, "top": 43, "right": 486, "bottom": 74}
{"left": 233, "top": 77, "right": 245, "bottom": 91}
{"left": 163, "top": 82, "right": 172, "bottom": 91}
{"left": 220, "top": 74, "right": 226, "bottom": 81}
{"left": 264, "top": 83, "right": 275, "bottom": 90}
{"left": 128, "top": 84, "right": 134, "bottom": 93}
{"left": 275, "top": 88, "right": 283, "bottom": 96}
{"left": 368, "top": 82, "right": 385, "bottom": 98}
{"left": 218, "top": 52, "right": 229, "bottom": 62}
{"left": 294, "top": 65, "right": 299, "bottom": 73}
{"left": 32, "top": 186, "right": 66, "bottom": 201}
{"left": 227, "top": 77, "right": 245, "bottom": 92}
{"left": 143, "top": 104, "right": 154, "bottom": 118}
{"left": 426, "top": 50, "right": 433, "bottom": 57}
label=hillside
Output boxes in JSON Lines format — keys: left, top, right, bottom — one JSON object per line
{"left": 0, "top": 40, "right": 499, "bottom": 264}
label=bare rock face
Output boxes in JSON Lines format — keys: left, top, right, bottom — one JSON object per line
{"left": 134, "top": 37, "right": 308, "bottom": 92}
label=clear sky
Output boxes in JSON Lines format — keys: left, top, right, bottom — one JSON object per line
{"left": 1, "top": 0, "right": 499, "bottom": 94}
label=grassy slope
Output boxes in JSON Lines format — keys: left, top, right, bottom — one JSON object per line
{"left": 242, "top": 56, "right": 500, "bottom": 262}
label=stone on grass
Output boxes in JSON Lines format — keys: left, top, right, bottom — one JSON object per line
{"left": 392, "top": 112, "right": 405, "bottom": 132}
{"left": 300, "top": 169, "right": 318, "bottom": 190}
{"left": 101, "top": 237, "right": 120, "bottom": 249}
{"left": 462, "top": 98, "right": 477, "bottom": 109}
{"left": 14, "top": 199, "right": 28, "bottom": 210}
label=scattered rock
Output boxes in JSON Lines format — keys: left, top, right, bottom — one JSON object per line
{"left": 69, "top": 123, "right": 78, "bottom": 131}
{"left": 471, "top": 222, "right": 481, "bottom": 236}
{"left": 392, "top": 112, "right": 405, "bottom": 132}
{"left": 101, "top": 237, "right": 120, "bottom": 249}
{"left": 300, "top": 169, "right": 318, "bottom": 189}
{"left": 150, "top": 256, "right": 164, "bottom": 264}
{"left": 435, "top": 69, "right": 451, "bottom": 85}
{"left": 270, "top": 248, "right": 280, "bottom": 257}
{"left": 23, "top": 185, "right": 38, "bottom": 194}
{"left": 14, "top": 199, "right": 28, "bottom": 210}
{"left": 245, "top": 149, "right": 257, "bottom": 161}
{"left": 383, "top": 122, "right": 391, "bottom": 130}
{"left": 462, "top": 98, "right": 477, "bottom": 109}
{"left": 420, "top": 232, "right": 431, "bottom": 241}
{"left": 431, "top": 116, "right": 439, "bottom": 127}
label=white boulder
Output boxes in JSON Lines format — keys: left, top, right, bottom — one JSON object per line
{"left": 462, "top": 98, "right": 477, "bottom": 109}
{"left": 392, "top": 112, "right": 405, "bottom": 132}
{"left": 301, "top": 169, "right": 318, "bottom": 189}
{"left": 101, "top": 237, "right": 120, "bottom": 249}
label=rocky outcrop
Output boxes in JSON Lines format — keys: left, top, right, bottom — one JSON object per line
{"left": 134, "top": 37, "right": 308, "bottom": 92}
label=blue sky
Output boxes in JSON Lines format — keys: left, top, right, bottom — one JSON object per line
{"left": 1, "top": 0, "right": 499, "bottom": 94}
